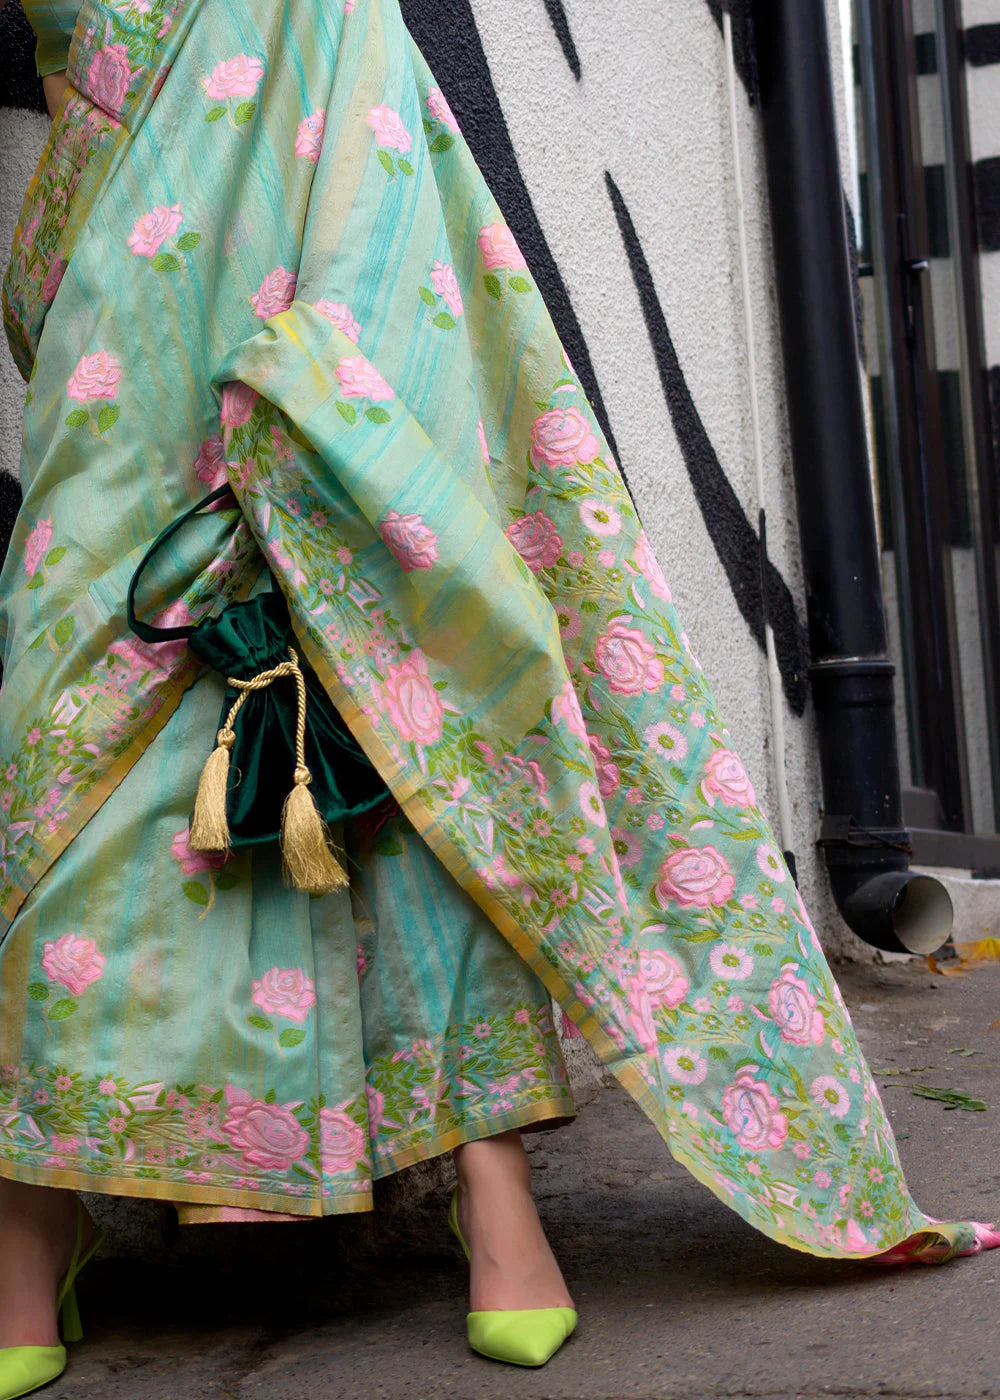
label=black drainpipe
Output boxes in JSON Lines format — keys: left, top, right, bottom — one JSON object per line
{"left": 748, "top": 0, "right": 952, "bottom": 955}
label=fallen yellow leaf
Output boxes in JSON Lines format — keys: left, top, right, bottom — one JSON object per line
{"left": 955, "top": 937, "right": 1000, "bottom": 964}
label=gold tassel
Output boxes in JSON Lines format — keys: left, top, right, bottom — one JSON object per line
{"left": 281, "top": 764, "right": 349, "bottom": 895}
{"left": 190, "top": 729, "right": 236, "bottom": 852}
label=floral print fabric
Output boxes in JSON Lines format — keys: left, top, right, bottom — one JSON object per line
{"left": 2, "top": 0, "right": 996, "bottom": 1260}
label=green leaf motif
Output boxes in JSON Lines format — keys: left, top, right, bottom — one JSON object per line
{"left": 48, "top": 999, "right": 77, "bottom": 1021}
{"left": 27, "top": 632, "right": 46, "bottom": 650}
{"left": 27, "top": 982, "right": 49, "bottom": 1001}
{"left": 151, "top": 253, "right": 180, "bottom": 273}
{"left": 45, "top": 546, "right": 67, "bottom": 566}
{"left": 182, "top": 880, "right": 209, "bottom": 906}
{"left": 234, "top": 101, "right": 256, "bottom": 126}
{"left": 429, "top": 133, "right": 455, "bottom": 154}
{"left": 365, "top": 407, "right": 391, "bottom": 424}
{"left": 97, "top": 404, "right": 121, "bottom": 435}
{"left": 484, "top": 274, "right": 503, "bottom": 301}
{"left": 377, "top": 149, "right": 396, "bottom": 178}
{"left": 279, "top": 1028, "right": 306, "bottom": 1049}
{"left": 336, "top": 401, "right": 357, "bottom": 425}
{"left": 27, "top": 575, "right": 45, "bottom": 591}
{"left": 398, "top": 158, "right": 414, "bottom": 176}
{"left": 248, "top": 1014, "right": 274, "bottom": 1031}
{"left": 52, "top": 616, "right": 75, "bottom": 647}
{"left": 375, "top": 831, "right": 404, "bottom": 858}
{"left": 214, "top": 869, "right": 241, "bottom": 892}
{"left": 432, "top": 312, "right": 456, "bottom": 330}
{"left": 205, "top": 105, "right": 226, "bottom": 122}
{"left": 177, "top": 231, "right": 201, "bottom": 251}
{"left": 707, "top": 1045, "right": 729, "bottom": 1061}
{"left": 65, "top": 409, "right": 89, "bottom": 429}
{"left": 509, "top": 275, "right": 532, "bottom": 294}
{"left": 418, "top": 285, "right": 436, "bottom": 306}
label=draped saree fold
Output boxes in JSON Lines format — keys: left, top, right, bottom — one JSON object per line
{"left": 2, "top": 0, "right": 997, "bottom": 1259}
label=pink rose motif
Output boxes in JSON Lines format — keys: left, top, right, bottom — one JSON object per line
{"left": 639, "top": 950, "right": 688, "bottom": 1010}
{"left": 504, "top": 511, "right": 562, "bottom": 572}
{"left": 365, "top": 1084, "right": 384, "bottom": 1132}
{"left": 295, "top": 108, "right": 325, "bottom": 162}
{"left": 127, "top": 203, "right": 183, "bottom": 258}
{"left": 595, "top": 619, "right": 663, "bottom": 695}
{"left": 768, "top": 966, "right": 825, "bottom": 1046}
{"left": 319, "top": 1108, "right": 367, "bottom": 1174}
{"left": 529, "top": 407, "right": 599, "bottom": 471}
{"left": 477, "top": 419, "right": 490, "bottom": 463}
{"left": 367, "top": 103, "right": 412, "bottom": 152}
{"left": 171, "top": 828, "right": 231, "bottom": 876}
{"left": 204, "top": 55, "right": 264, "bottom": 101}
{"left": 250, "top": 266, "right": 296, "bottom": 320}
{"left": 87, "top": 44, "right": 132, "bottom": 114}
{"left": 315, "top": 301, "right": 361, "bottom": 343}
{"left": 655, "top": 845, "right": 736, "bottom": 909}
{"left": 384, "top": 650, "right": 443, "bottom": 746}
{"left": 220, "top": 381, "right": 259, "bottom": 427}
{"left": 722, "top": 1066, "right": 788, "bottom": 1151}
{"left": 251, "top": 967, "right": 317, "bottom": 1024}
{"left": 426, "top": 85, "right": 460, "bottom": 134}
{"left": 702, "top": 749, "right": 756, "bottom": 809}
{"left": 335, "top": 354, "right": 395, "bottom": 401}
{"left": 67, "top": 350, "right": 121, "bottom": 402}
{"left": 194, "top": 434, "right": 228, "bottom": 490}
{"left": 23, "top": 517, "right": 53, "bottom": 578}
{"left": 634, "top": 530, "right": 672, "bottom": 601}
{"left": 221, "top": 1091, "right": 309, "bottom": 1171}
{"left": 551, "top": 679, "right": 587, "bottom": 740}
{"left": 477, "top": 221, "right": 527, "bottom": 272}
{"left": 41, "top": 257, "right": 67, "bottom": 304}
{"left": 41, "top": 933, "right": 105, "bottom": 996}
{"left": 625, "top": 975, "right": 658, "bottom": 1053}
{"left": 430, "top": 260, "right": 464, "bottom": 318}
{"left": 588, "top": 734, "right": 620, "bottom": 799}
{"left": 380, "top": 510, "right": 439, "bottom": 572}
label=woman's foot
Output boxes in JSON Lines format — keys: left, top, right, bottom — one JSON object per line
{"left": 452, "top": 1130, "right": 574, "bottom": 1313}
{"left": 0, "top": 1178, "right": 93, "bottom": 1348}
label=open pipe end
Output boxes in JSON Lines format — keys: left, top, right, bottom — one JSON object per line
{"left": 835, "top": 870, "right": 954, "bottom": 956}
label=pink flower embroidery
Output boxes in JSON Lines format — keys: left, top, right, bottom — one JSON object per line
{"left": 194, "top": 435, "right": 228, "bottom": 490}
{"left": 588, "top": 734, "right": 620, "bottom": 798}
{"left": 551, "top": 679, "right": 587, "bottom": 740}
{"left": 477, "top": 420, "right": 490, "bottom": 463}
{"left": 335, "top": 354, "right": 395, "bottom": 401}
{"left": 662, "top": 1047, "right": 708, "bottom": 1084}
{"left": 250, "top": 266, "right": 296, "bottom": 319}
{"left": 23, "top": 518, "right": 53, "bottom": 578}
{"left": 655, "top": 845, "right": 735, "bottom": 909}
{"left": 529, "top": 407, "right": 599, "bottom": 471}
{"left": 625, "top": 975, "right": 658, "bottom": 1053}
{"left": 504, "top": 511, "right": 562, "bottom": 572}
{"left": 87, "top": 44, "right": 132, "bottom": 114}
{"left": 383, "top": 650, "right": 443, "bottom": 746}
{"left": 319, "top": 1108, "right": 367, "bottom": 1174}
{"left": 722, "top": 1066, "right": 788, "bottom": 1151}
{"left": 220, "top": 381, "right": 259, "bottom": 427}
{"left": 295, "top": 108, "right": 325, "bottom": 162}
{"left": 644, "top": 722, "right": 688, "bottom": 763}
{"left": 639, "top": 949, "right": 689, "bottom": 1009}
{"left": 426, "top": 85, "right": 460, "bottom": 133}
{"left": 41, "top": 933, "right": 105, "bottom": 996}
{"left": 594, "top": 619, "right": 663, "bottom": 695}
{"left": 251, "top": 967, "right": 317, "bottom": 1024}
{"left": 578, "top": 781, "right": 606, "bottom": 827}
{"left": 702, "top": 749, "right": 756, "bottom": 809}
{"left": 430, "top": 260, "right": 464, "bottom": 318}
{"left": 203, "top": 55, "right": 264, "bottom": 101}
{"left": 170, "top": 828, "right": 231, "bottom": 876}
{"left": 477, "top": 221, "right": 527, "bottom": 272}
{"left": 634, "top": 530, "right": 672, "bottom": 601}
{"left": 221, "top": 1089, "right": 309, "bottom": 1171}
{"left": 67, "top": 350, "right": 121, "bottom": 402}
{"left": 367, "top": 103, "right": 412, "bottom": 152}
{"left": 768, "top": 966, "right": 825, "bottom": 1046}
{"left": 580, "top": 499, "right": 621, "bottom": 536}
{"left": 315, "top": 301, "right": 361, "bottom": 343}
{"left": 127, "top": 203, "right": 183, "bottom": 258}
{"left": 708, "top": 942, "right": 754, "bottom": 981}
{"left": 756, "top": 843, "right": 787, "bottom": 882}
{"left": 811, "top": 1075, "right": 851, "bottom": 1119}
{"left": 380, "top": 510, "right": 439, "bottom": 572}
{"left": 41, "top": 257, "right": 68, "bottom": 304}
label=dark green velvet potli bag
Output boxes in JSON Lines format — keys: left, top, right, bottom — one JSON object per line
{"left": 127, "top": 485, "right": 389, "bottom": 893}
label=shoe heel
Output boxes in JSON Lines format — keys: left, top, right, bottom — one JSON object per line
{"left": 59, "top": 1283, "right": 83, "bottom": 1344}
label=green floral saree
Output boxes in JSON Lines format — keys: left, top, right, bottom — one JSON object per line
{"left": 1, "top": 0, "right": 997, "bottom": 1258}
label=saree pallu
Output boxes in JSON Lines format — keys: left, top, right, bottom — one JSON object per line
{"left": 1, "top": 0, "right": 997, "bottom": 1258}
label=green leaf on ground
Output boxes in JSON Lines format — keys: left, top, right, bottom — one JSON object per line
{"left": 911, "top": 1084, "right": 987, "bottom": 1111}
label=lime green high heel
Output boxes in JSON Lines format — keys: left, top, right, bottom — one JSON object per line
{"left": 448, "top": 1191, "right": 577, "bottom": 1367}
{"left": 0, "top": 1201, "right": 102, "bottom": 1400}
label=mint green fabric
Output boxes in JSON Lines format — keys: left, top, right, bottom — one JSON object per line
{"left": 1, "top": 0, "right": 997, "bottom": 1259}
{"left": 23, "top": 0, "right": 78, "bottom": 75}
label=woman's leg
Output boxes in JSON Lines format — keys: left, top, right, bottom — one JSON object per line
{"left": 0, "top": 1178, "right": 92, "bottom": 1347}
{"left": 453, "top": 1130, "right": 573, "bottom": 1312}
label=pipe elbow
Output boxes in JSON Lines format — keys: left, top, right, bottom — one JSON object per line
{"left": 827, "top": 867, "right": 953, "bottom": 956}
